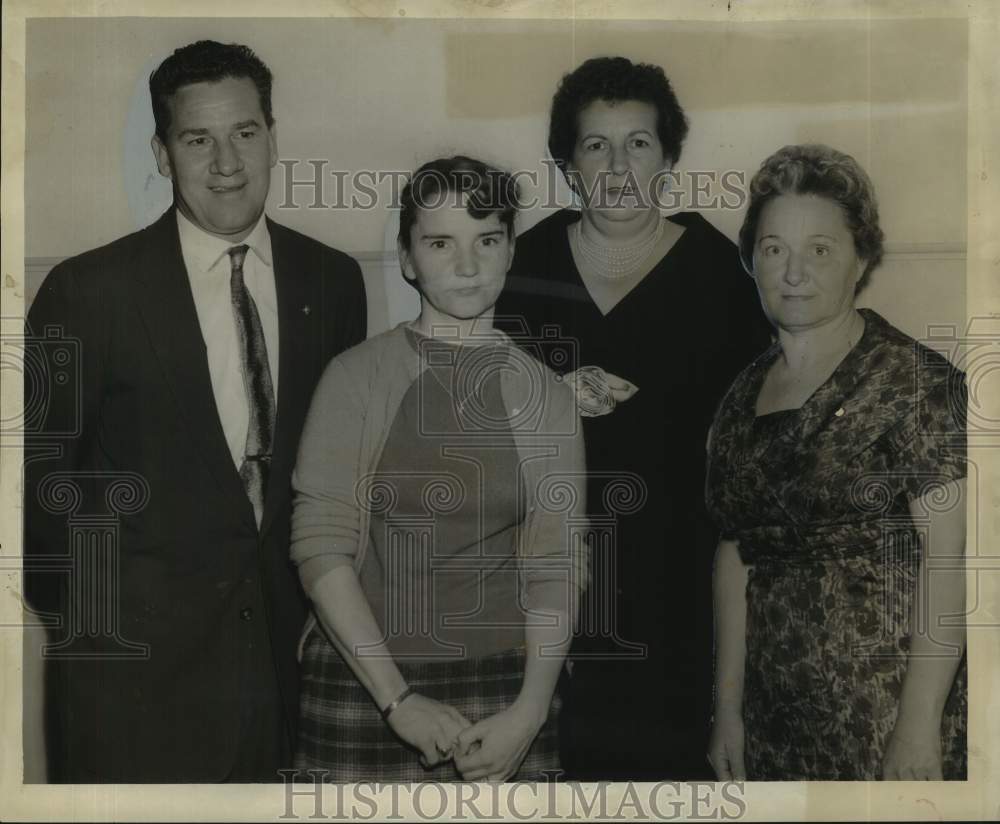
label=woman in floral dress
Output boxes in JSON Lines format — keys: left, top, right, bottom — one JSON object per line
{"left": 706, "top": 144, "right": 967, "bottom": 780}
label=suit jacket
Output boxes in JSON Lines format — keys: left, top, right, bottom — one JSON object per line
{"left": 24, "top": 207, "right": 366, "bottom": 782}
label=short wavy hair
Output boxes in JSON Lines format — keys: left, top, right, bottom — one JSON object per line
{"left": 150, "top": 40, "right": 274, "bottom": 142}
{"left": 397, "top": 156, "right": 520, "bottom": 290}
{"left": 398, "top": 156, "right": 520, "bottom": 250}
{"left": 738, "top": 144, "right": 885, "bottom": 293}
{"left": 547, "top": 56, "right": 689, "bottom": 177}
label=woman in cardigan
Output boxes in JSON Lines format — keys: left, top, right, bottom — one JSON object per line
{"left": 291, "top": 156, "right": 587, "bottom": 782}
{"left": 706, "top": 144, "right": 967, "bottom": 780}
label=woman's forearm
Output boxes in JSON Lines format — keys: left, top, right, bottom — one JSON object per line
{"left": 516, "top": 579, "right": 575, "bottom": 726}
{"left": 308, "top": 565, "right": 408, "bottom": 710}
{"left": 514, "top": 419, "right": 587, "bottom": 726}
{"left": 713, "top": 539, "right": 749, "bottom": 713}
{"left": 897, "top": 558, "right": 965, "bottom": 720}
{"left": 898, "top": 481, "right": 967, "bottom": 723}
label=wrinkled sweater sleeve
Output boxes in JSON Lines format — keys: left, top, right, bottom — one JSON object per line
{"left": 520, "top": 375, "right": 589, "bottom": 613}
{"left": 290, "top": 354, "right": 368, "bottom": 596}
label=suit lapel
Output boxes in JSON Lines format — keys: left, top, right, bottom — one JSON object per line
{"left": 260, "top": 220, "right": 314, "bottom": 537}
{"left": 132, "top": 209, "right": 256, "bottom": 527}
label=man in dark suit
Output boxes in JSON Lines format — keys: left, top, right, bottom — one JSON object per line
{"left": 23, "top": 40, "right": 366, "bottom": 782}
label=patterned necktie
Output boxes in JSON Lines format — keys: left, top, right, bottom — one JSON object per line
{"left": 228, "top": 244, "right": 275, "bottom": 527}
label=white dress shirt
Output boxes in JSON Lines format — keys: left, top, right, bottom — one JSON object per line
{"left": 177, "top": 210, "right": 280, "bottom": 469}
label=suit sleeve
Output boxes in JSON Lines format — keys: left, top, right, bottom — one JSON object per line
{"left": 23, "top": 260, "right": 105, "bottom": 614}
{"left": 314, "top": 249, "right": 367, "bottom": 366}
{"left": 339, "top": 256, "right": 367, "bottom": 349}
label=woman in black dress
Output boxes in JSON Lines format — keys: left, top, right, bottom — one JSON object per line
{"left": 705, "top": 144, "right": 967, "bottom": 780}
{"left": 495, "top": 56, "right": 770, "bottom": 779}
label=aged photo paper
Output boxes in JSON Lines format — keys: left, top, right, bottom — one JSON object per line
{"left": 2, "top": 0, "right": 997, "bottom": 820}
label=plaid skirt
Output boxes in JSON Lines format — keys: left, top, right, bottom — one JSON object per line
{"left": 295, "top": 627, "right": 561, "bottom": 782}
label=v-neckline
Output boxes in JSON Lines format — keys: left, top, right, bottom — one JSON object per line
{"left": 562, "top": 212, "right": 690, "bottom": 319}
{"left": 750, "top": 309, "right": 875, "bottom": 421}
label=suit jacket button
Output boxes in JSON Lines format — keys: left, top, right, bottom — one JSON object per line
{"left": 240, "top": 607, "right": 253, "bottom": 621}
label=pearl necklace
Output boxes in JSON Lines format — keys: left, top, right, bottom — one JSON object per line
{"left": 572, "top": 216, "right": 665, "bottom": 281}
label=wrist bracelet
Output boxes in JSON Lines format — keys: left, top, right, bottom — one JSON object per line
{"left": 381, "top": 686, "right": 415, "bottom": 721}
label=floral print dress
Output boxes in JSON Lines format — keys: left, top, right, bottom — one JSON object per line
{"left": 705, "top": 309, "right": 967, "bottom": 780}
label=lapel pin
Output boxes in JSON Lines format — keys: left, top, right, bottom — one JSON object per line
{"left": 835, "top": 407, "right": 845, "bottom": 417}
{"left": 302, "top": 305, "right": 311, "bottom": 316}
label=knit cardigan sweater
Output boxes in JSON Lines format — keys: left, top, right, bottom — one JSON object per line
{"left": 291, "top": 322, "right": 589, "bottom": 651}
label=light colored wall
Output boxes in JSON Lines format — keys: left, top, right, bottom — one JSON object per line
{"left": 25, "top": 15, "right": 968, "bottom": 342}
{"left": 19, "top": 15, "right": 972, "bottom": 782}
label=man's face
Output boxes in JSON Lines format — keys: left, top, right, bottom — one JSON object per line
{"left": 152, "top": 76, "right": 277, "bottom": 242}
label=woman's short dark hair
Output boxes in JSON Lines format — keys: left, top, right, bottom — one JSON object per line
{"left": 738, "top": 144, "right": 885, "bottom": 293}
{"left": 397, "top": 156, "right": 521, "bottom": 254}
{"left": 547, "top": 56, "right": 689, "bottom": 175}
{"left": 150, "top": 40, "right": 274, "bottom": 141}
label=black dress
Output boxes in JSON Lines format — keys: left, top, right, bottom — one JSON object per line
{"left": 495, "top": 209, "right": 771, "bottom": 779}
{"left": 704, "top": 309, "right": 967, "bottom": 779}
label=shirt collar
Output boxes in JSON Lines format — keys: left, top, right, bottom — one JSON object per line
{"left": 176, "top": 208, "right": 273, "bottom": 274}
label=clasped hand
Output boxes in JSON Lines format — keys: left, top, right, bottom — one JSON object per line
{"left": 384, "top": 693, "right": 470, "bottom": 769}
{"left": 387, "top": 694, "right": 543, "bottom": 781}
{"left": 453, "top": 703, "right": 545, "bottom": 782}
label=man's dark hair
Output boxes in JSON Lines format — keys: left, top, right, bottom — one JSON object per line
{"left": 149, "top": 40, "right": 274, "bottom": 141}
{"left": 548, "top": 56, "right": 688, "bottom": 175}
